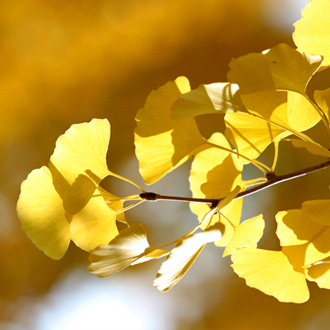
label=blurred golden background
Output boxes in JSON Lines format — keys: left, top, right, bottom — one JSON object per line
{"left": 4, "top": 0, "right": 330, "bottom": 329}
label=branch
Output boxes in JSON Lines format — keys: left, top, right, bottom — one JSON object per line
{"left": 140, "top": 159, "right": 330, "bottom": 207}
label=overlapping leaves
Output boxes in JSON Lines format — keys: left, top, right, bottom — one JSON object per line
{"left": 17, "top": 119, "right": 134, "bottom": 259}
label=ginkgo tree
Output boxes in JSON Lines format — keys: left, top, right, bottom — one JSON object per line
{"left": 16, "top": 0, "right": 330, "bottom": 303}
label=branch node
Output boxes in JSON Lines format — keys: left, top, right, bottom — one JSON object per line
{"left": 140, "top": 192, "right": 159, "bottom": 201}
{"left": 266, "top": 171, "right": 276, "bottom": 181}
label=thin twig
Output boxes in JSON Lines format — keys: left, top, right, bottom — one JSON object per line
{"left": 140, "top": 159, "right": 330, "bottom": 207}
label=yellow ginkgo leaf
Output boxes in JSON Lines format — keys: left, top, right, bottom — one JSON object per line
{"left": 302, "top": 200, "right": 330, "bottom": 226}
{"left": 276, "top": 209, "right": 325, "bottom": 246}
{"left": 285, "top": 138, "right": 330, "bottom": 158}
{"left": 49, "top": 118, "right": 113, "bottom": 215}
{"left": 70, "top": 190, "right": 119, "bottom": 251}
{"left": 88, "top": 223, "right": 169, "bottom": 278}
{"left": 315, "top": 87, "right": 330, "bottom": 120}
{"left": 171, "top": 82, "right": 246, "bottom": 120}
{"left": 154, "top": 223, "right": 223, "bottom": 292}
{"left": 231, "top": 248, "right": 309, "bottom": 303}
{"left": 225, "top": 112, "right": 289, "bottom": 162}
{"left": 277, "top": 209, "right": 330, "bottom": 269}
{"left": 17, "top": 119, "right": 135, "bottom": 259}
{"left": 223, "top": 214, "right": 265, "bottom": 257}
{"left": 51, "top": 118, "right": 111, "bottom": 185}
{"left": 227, "top": 44, "right": 323, "bottom": 135}
{"left": 134, "top": 76, "right": 209, "bottom": 184}
{"left": 293, "top": 0, "right": 330, "bottom": 70}
{"left": 227, "top": 43, "right": 322, "bottom": 95}
{"left": 306, "top": 259, "right": 330, "bottom": 289}
{"left": 16, "top": 166, "right": 70, "bottom": 260}
{"left": 189, "top": 133, "right": 243, "bottom": 201}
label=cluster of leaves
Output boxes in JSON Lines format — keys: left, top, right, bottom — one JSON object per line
{"left": 16, "top": 0, "right": 330, "bottom": 303}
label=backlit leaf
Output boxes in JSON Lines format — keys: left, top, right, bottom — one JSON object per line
{"left": 223, "top": 214, "right": 265, "bottom": 257}
{"left": 88, "top": 223, "right": 168, "bottom": 277}
{"left": 17, "top": 166, "right": 70, "bottom": 260}
{"left": 231, "top": 249, "right": 309, "bottom": 303}
{"left": 49, "top": 118, "right": 113, "bottom": 215}
{"left": 154, "top": 223, "right": 223, "bottom": 291}
{"left": 225, "top": 112, "right": 289, "bottom": 162}
{"left": 302, "top": 200, "right": 330, "bottom": 226}
{"left": 285, "top": 138, "right": 330, "bottom": 158}
{"left": 227, "top": 43, "right": 322, "bottom": 95}
{"left": 171, "top": 82, "right": 246, "bottom": 120}
{"left": 276, "top": 209, "right": 330, "bottom": 269}
{"left": 293, "top": 0, "right": 330, "bottom": 70}
{"left": 134, "top": 76, "right": 208, "bottom": 184}
{"left": 315, "top": 87, "right": 330, "bottom": 120}
{"left": 70, "top": 189, "right": 119, "bottom": 251}
{"left": 227, "top": 44, "right": 322, "bottom": 135}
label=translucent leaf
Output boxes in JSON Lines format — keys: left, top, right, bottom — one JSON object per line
{"left": 223, "top": 214, "right": 265, "bottom": 257}
{"left": 276, "top": 209, "right": 324, "bottom": 246}
{"left": 16, "top": 167, "right": 70, "bottom": 260}
{"left": 306, "top": 258, "right": 330, "bottom": 289}
{"left": 189, "top": 132, "right": 243, "bottom": 232}
{"left": 49, "top": 118, "right": 113, "bottom": 215}
{"left": 225, "top": 112, "right": 289, "bottom": 162}
{"left": 286, "top": 91, "right": 321, "bottom": 132}
{"left": 293, "top": 0, "right": 330, "bottom": 70}
{"left": 231, "top": 249, "right": 309, "bottom": 303}
{"left": 191, "top": 199, "right": 243, "bottom": 247}
{"left": 154, "top": 223, "right": 223, "bottom": 292}
{"left": 227, "top": 44, "right": 322, "bottom": 135}
{"left": 276, "top": 209, "right": 330, "bottom": 268}
{"left": 70, "top": 190, "right": 119, "bottom": 251}
{"left": 189, "top": 133, "right": 243, "bottom": 201}
{"left": 171, "top": 82, "right": 246, "bottom": 120}
{"left": 97, "top": 186, "right": 127, "bottom": 224}
{"left": 51, "top": 118, "right": 112, "bottom": 185}
{"left": 302, "top": 200, "right": 330, "bottom": 226}
{"left": 285, "top": 138, "right": 330, "bottom": 158}
{"left": 227, "top": 43, "right": 322, "bottom": 95}
{"left": 315, "top": 87, "right": 330, "bottom": 120}
{"left": 88, "top": 223, "right": 169, "bottom": 277}
{"left": 134, "top": 76, "right": 208, "bottom": 184}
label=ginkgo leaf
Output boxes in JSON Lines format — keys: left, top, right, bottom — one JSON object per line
{"left": 189, "top": 133, "right": 243, "bottom": 201}
{"left": 154, "top": 223, "right": 223, "bottom": 292}
{"left": 16, "top": 166, "right": 70, "bottom": 260}
{"left": 70, "top": 190, "right": 119, "bottom": 251}
{"left": 51, "top": 118, "right": 112, "bottom": 185}
{"left": 306, "top": 258, "right": 330, "bottom": 289}
{"left": 227, "top": 43, "right": 322, "bottom": 95}
{"left": 276, "top": 209, "right": 324, "bottom": 246}
{"left": 227, "top": 44, "right": 322, "bottom": 136}
{"left": 276, "top": 209, "right": 330, "bottom": 269}
{"left": 134, "top": 76, "right": 209, "bottom": 184}
{"left": 285, "top": 138, "right": 330, "bottom": 158}
{"left": 49, "top": 118, "right": 113, "bottom": 215}
{"left": 302, "top": 200, "right": 330, "bottom": 226}
{"left": 225, "top": 112, "right": 289, "bottom": 162}
{"left": 171, "top": 82, "right": 246, "bottom": 120}
{"left": 189, "top": 132, "right": 243, "bottom": 234}
{"left": 231, "top": 248, "right": 309, "bottom": 303}
{"left": 88, "top": 223, "right": 169, "bottom": 277}
{"left": 223, "top": 214, "right": 265, "bottom": 257}
{"left": 293, "top": 0, "right": 330, "bottom": 70}
{"left": 96, "top": 186, "right": 127, "bottom": 224}
{"left": 315, "top": 87, "right": 330, "bottom": 120}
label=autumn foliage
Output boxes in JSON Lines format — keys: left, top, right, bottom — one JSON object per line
{"left": 17, "top": 0, "right": 330, "bottom": 303}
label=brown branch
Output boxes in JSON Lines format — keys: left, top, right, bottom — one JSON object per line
{"left": 140, "top": 159, "right": 330, "bottom": 207}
